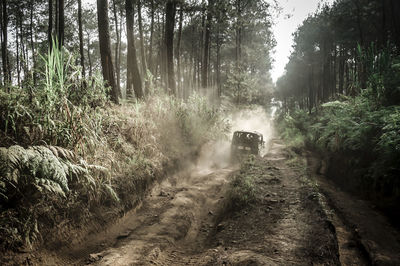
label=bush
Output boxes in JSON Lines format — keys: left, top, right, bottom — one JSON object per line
{"left": 0, "top": 43, "right": 108, "bottom": 150}
{"left": 226, "top": 156, "right": 257, "bottom": 210}
{"left": 0, "top": 42, "right": 229, "bottom": 251}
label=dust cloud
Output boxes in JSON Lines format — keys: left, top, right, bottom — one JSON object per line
{"left": 195, "top": 106, "right": 274, "bottom": 174}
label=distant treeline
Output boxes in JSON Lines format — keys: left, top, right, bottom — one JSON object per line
{"left": 0, "top": 0, "right": 275, "bottom": 104}
{"left": 277, "top": 0, "right": 400, "bottom": 111}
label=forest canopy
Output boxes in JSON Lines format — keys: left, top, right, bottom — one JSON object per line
{"left": 0, "top": 0, "right": 275, "bottom": 105}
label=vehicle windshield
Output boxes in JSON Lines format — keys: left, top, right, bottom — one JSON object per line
{"left": 232, "top": 132, "right": 262, "bottom": 145}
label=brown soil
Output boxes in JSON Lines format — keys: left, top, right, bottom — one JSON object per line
{"left": 4, "top": 139, "right": 400, "bottom": 265}
{"left": 307, "top": 153, "right": 400, "bottom": 266}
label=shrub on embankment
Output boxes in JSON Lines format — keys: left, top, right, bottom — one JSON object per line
{"left": 0, "top": 46, "right": 228, "bottom": 251}
{"left": 275, "top": 62, "right": 400, "bottom": 225}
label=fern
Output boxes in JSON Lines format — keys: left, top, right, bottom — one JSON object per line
{"left": 0, "top": 145, "right": 116, "bottom": 201}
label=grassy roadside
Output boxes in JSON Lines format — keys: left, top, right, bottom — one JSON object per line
{"left": 0, "top": 94, "right": 228, "bottom": 253}
{"left": 0, "top": 46, "right": 229, "bottom": 253}
{"left": 275, "top": 96, "right": 400, "bottom": 225}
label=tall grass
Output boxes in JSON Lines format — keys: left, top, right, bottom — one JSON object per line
{"left": 0, "top": 40, "right": 108, "bottom": 150}
{"left": 0, "top": 42, "right": 229, "bottom": 251}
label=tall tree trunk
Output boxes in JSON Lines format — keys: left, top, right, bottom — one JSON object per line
{"left": 1, "top": 0, "right": 10, "bottom": 85}
{"left": 112, "top": 0, "right": 120, "bottom": 93}
{"left": 148, "top": 0, "right": 155, "bottom": 76}
{"left": 390, "top": 0, "right": 400, "bottom": 47}
{"left": 175, "top": 5, "right": 183, "bottom": 97}
{"left": 58, "top": 0, "right": 64, "bottom": 48}
{"left": 19, "top": 17, "right": 27, "bottom": 76}
{"left": 164, "top": 0, "right": 177, "bottom": 94}
{"left": 55, "top": 0, "right": 58, "bottom": 36}
{"left": 16, "top": 17, "right": 20, "bottom": 86}
{"left": 48, "top": 0, "right": 53, "bottom": 50}
{"left": 86, "top": 31, "right": 93, "bottom": 78}
{"left": 216, "top": 19, "right": 222, "bottom": 97}
{"left": 78, "top": 0, "right": 85, "bottom": 78}
{"left": 235, "top": 0, "right": 242, "bottom": 68}
{"left": 160, "top": 12, "right": 166, "bottom": 86}
{"left": 30, "top": 0, "right": 36, "bottom": 84}
{"left": 339, "top": 47, "right": 345, "bottom": 94}
{"left": 125, "top": 0, "right": 143, "bottom": 99}
{"left": 97, "top": 0, "right": 119, "bottom": 104}
{"left": 137, "top": 0, "right": 147, "bottom": 84}
{"left": 202, "top": 0, "right": 212, "bottom": 89}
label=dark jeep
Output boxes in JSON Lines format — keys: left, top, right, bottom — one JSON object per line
{"left": 230, "top": 131, "right": 264, "bottom": 161}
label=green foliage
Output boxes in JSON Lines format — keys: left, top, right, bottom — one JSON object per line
{"left": 275, "top": 109, "right": 311, "bottom": 149}
{"left": 0, "top": 145, "right": 118, "bottom": 250}
{"left": 276, "top": 74, "right": 400, "bottom": 206}
{"left": 226, "top": 156, "right": 257, "bottom": 209}
{"left": 224, "top": 67, "right": 273, "bottom": 106}
{"left": 0, "top": 42, "right": 108, "bottom": 149}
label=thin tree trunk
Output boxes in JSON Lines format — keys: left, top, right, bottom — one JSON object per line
{"left": 30, "top": 0, "right": 36, "bottom": 84}
{"left": 148, "top": 0, "right": 155, "bottom": 75}
{"left": 1, "top": 0, "right": 10, "bottom": 85}
{"left": 48, "top": 0, "right": 53, "bottom": 50}
{"left": 112, "top": 0, "right": 120, "bottom": 93}
{"left": 202, "top": 0, "right": 212, "bottom": 89}
{"left": 235, "top": 0, "right": 241, "bottom": 67}
{"left": 164, "top": 0, "right": 177, "bottom": 94}
{"left": 78, "top": 0, "right": 85, "bottom": 78}
{"left": 216, "top": 19, "right": 221, "bottom": 97}
{"left": 86, "top": 30, "right": 93, "bottom": 78}
{"left": 125, "top": 0, "right": 143, "bottom": 99}
{"left": 16, "top": 17, "right": 20, "bottom": 86}
{"left": 97, "top": 0, "right": 119, "bottom": 103}
{"left": 19, "top": 18, "right": 27, "bottom": 76}
{"left": 339, "top": 47, "right": 345, "bottom": 94}
{"left": 58, "top": 0, "right": 64, "bottom": 48}
{"left": 137, "top": 0, "right": 147, "bottom": 86}
{"left": 55, "top": 0, "right": 58, "bottom": 36}
{"left": 176, "top": 5, "right": 183, "bottom": 96}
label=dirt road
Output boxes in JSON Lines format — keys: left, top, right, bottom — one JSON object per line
{"left": 18, "top": 139, "right": 400, "bottom": 265}
{"left": 64, "top": 139, "right": 341, "bottom": 265}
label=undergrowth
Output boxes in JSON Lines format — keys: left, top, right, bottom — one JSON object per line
{"left": 226, "top": 155, "right": 258, "bottom": 210}
{"left": 0, "top": 43, "right": 228, "bottom": 251}
{"left": 275, "top": 49, "right": 400, "bottom": 215}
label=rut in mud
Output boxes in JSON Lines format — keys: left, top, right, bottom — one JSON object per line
{"left": 19, "top": 138, "right": 400, "bottom": 265}
{"left": 54, "top": 139, "right": 342, "bottom": 265}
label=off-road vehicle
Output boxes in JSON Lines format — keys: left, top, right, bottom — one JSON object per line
{"left": 230, "top": 131, "right": 264, "bottom": 161}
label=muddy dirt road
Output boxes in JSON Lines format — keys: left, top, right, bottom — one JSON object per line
{"left": 62, "top": 139, "right": 341, "bottom": 265}
{"left": 21, "top": 139, "right": 400, "bottom": 265}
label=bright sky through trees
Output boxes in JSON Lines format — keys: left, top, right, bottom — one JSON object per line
{"left": 271, "top": 0, "right": 334, "bottom": 83}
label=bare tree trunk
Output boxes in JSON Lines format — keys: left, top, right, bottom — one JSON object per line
{"left": 235, "top": 0, "right": 241, "bottom": 68}
{"left": 55, "top": 0, "right": 58, "bottom": 36}
{"left": 216, "top": 16, "right": 222, "bottom": 97}
{"left": 16, "top": 17, "right": 20, "bottom": 86}
{"left": 58, "top": 0, "right": 64, "bottom": 48}
{"left": 137, "top": 0, "right": 147, "bottom": 85}
{"left": 19, "top": 18, "right": 28, "bottom": 76}
{"left": 1, "top": 0, "right": 10, "bottom": 85}
{"left": 390, "top": 0, "right": 400, "bottom": 47}
{"left": 202, "top": 0, "right": 212, "bottom": 89}
{"left": 175, "top": 5, "right": 183, "bottom": 97}
{"left": 339, "top": 46, "right": 345, "bottom": 94}
{"left": 148, "top": 0, "right": 155, "bottom": 76}
{"left": 86, "top": 30, "right": 93, "bottom": 78}
{"left": 164, "top": 0, "right": 177, "bottom": 94}
{"left": 125, "top": 0, "right": 143, "bottom": 99}
{"left": 112, "top": 0, "right": 120, "bottom": 93}
{"left": 30, "top": 0, "right": 37, "bottom": 84}
{"left": 97, "top": 0, "right": 119, "bottom": 104}
{"left": 48, "top": 0, "right": 53, "bottom": 50}
{"left": 78, "top": 0, "right": 85, "bottom": 78}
